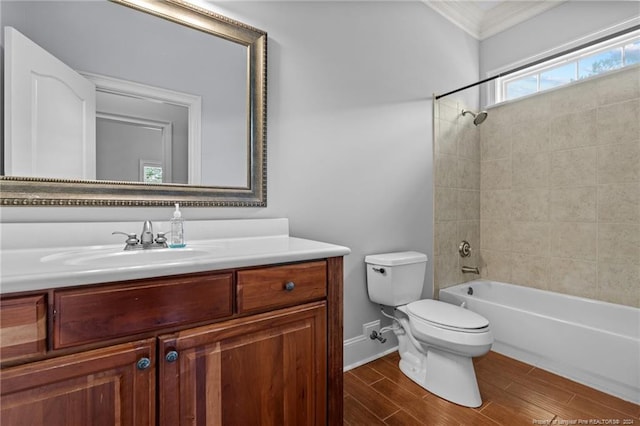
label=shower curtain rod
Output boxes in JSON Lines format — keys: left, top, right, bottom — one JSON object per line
{"left": 435, "top": 23, "right": 640, "bottom": 100}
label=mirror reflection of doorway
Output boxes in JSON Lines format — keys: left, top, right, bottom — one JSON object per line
{"left": 96, "top": 113, "right": 175, "bottom": 183}
{"left": 5, "top": 26, "right": 195, "bottom": 184}
{"left": 94, "top": 88, "right": 189, "bottom": 184}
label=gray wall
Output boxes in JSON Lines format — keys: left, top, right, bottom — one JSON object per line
{"left": 95, "top": 92, "right": 189, "bottom": 184}
{"left": 480, "top": 1, "right": 640, "bottom": 78}
{"left": 480, "top": 0, "right": 640, "bottom": 76}
{"left": 0, "top": 1, "right": 478, "bottom": 360}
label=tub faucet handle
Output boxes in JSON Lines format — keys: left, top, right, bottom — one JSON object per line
{"left": 459, "top": 240, "right": 472, "bottom": 257}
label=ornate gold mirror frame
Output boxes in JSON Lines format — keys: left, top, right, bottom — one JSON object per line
{"left": 0, "top": 0, "right": 267, "bottom": 207}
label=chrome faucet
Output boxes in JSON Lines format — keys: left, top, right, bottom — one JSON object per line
{"left": 112, "top": 221, "right": 168, "bottom": 250}
{"left": 140, "top": 220, "right": 154, "bottom": 247}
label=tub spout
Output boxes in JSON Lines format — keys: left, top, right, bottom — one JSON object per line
{"left": 462, "top": 266, "right": 479, "bottom": 274}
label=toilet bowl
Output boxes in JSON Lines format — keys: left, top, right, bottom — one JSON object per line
{"left": 365, "top": 251, "right": 493, "bottom": 408}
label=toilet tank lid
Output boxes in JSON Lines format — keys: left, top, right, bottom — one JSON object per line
{"left": 365, "top": 251, "right": 428, "bottom": 266}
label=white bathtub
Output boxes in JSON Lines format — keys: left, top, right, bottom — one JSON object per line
{"left": 439, "top": 280, "right": 640, "bottom": 404}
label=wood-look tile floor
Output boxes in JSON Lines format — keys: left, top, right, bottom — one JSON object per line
{"left": 344, "top": 351, "right": 640, "bottom": 425}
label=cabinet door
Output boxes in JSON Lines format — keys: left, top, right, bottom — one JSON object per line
{"left": 159, "top": 302, "right": 327, "bottom": 426}
{"left": 0, "top": 339, "right": 155, "bottom": 426}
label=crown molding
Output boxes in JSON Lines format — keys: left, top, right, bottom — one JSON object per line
{"left": 425, "top": 1, "right": 485, "bottom": 39}
{"left": 424, "top": 1, "right": 566, "bottom": 40}
{"left": 480, "top": 1, "right": 566, "bottom": 39}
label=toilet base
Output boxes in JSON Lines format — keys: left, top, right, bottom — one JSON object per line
{"left": 397, "top": 335, "right": 483, "bottom": 407}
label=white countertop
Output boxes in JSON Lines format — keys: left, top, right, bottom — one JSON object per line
{"left": 0, "top": 219, "right": 350, "bottom": 294}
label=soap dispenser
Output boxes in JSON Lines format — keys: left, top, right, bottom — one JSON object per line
{"left": 169, "top": 203, "right": 185, "bottom": 248}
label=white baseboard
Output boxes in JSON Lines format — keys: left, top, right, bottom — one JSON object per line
{"left": 343, "top": 332, "right": 398, "bottom": 372}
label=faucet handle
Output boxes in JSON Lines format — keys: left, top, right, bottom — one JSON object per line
{"left": 112, "top": 231, "right": 139, "bottom": 248}
{"left": 459, "top": 240, "right": 472, "bottom": 258}
{"left": 155, "top": 232, "right": 168, "bottom": 245}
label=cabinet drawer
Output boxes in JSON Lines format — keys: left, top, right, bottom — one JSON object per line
{"left": 0, "top": 295, "right": 47, "bottom": 362}
{"left": 54, "top": 273, "right": 233, "bottom": 349}
{"left": 237, "top": 261, "right": 327, "bottom": 314}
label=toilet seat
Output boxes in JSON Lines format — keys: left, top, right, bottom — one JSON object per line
{"left": 406, "top": 300, "right": 489, "bottom": 334}
{"left": 397, "top": 300, "right": 493, "bottom": 358}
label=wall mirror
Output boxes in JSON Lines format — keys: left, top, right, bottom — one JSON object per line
{"left": 0, "top": 0, "right": 267, "bottom": 206}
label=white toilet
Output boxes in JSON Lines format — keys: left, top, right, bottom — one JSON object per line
{"left": 365, "top": 251, "right": 493, "bottom": 408}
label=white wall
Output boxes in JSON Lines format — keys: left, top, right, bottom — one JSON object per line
{"left": 0, "top": 1, "right": 478, "bottom": 363}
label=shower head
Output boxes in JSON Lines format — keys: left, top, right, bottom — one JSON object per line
{"left": 462, "top": 109, "right": 488, "bottom": 126}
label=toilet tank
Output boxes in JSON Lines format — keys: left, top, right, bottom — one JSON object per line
{"left": 365, "top": 251, "right": 428, "bottom": 306}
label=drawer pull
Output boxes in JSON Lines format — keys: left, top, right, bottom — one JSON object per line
{"left": 284, "top": 281, "right": 295, "bottom": 292}
{"left": 165, "top": 350, "right": 179, "bottom": 363}
{"left": 137, "top": 357, "right": 151, "bottom": 370}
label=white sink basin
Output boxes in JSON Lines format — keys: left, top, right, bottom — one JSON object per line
{"left": 41, "top": 246, "right": 220, "bottom": 268}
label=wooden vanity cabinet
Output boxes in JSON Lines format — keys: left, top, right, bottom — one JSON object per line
{"left": 0, "top": 257, "right": 344, "bottom": 426}
{"left": 53, "top": 272, "right": 234, "bottom": 349}
{"left": 159, "top": 302, "right": 327, "bottom": 425}
{"left": 0, "top": 338, "right": 156, "bottom": 425}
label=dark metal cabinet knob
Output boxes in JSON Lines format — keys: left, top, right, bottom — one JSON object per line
{"left": 284, "top": 281, "right": 295, "bottom": 291}
{"left": 165, "top": 350, "right": 179, "bottom": 363}
{"left": 137, "top": 357, "right": 151, "bottom": 370}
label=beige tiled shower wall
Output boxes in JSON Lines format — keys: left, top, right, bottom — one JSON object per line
{"left": 434, "top": 98, "right": 481, "bottom": 292}
{"left": 479, "top": 65, "right": 640, "bottom": 308}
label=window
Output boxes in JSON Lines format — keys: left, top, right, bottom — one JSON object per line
{"left": 143, "top": 166, "right": 163, "bottom": 183}
{"left": 497, "top": 29, "right": 640, "bottom": 103}
{"left": 140, "top": 160, "right": 163, "bottom": 183}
